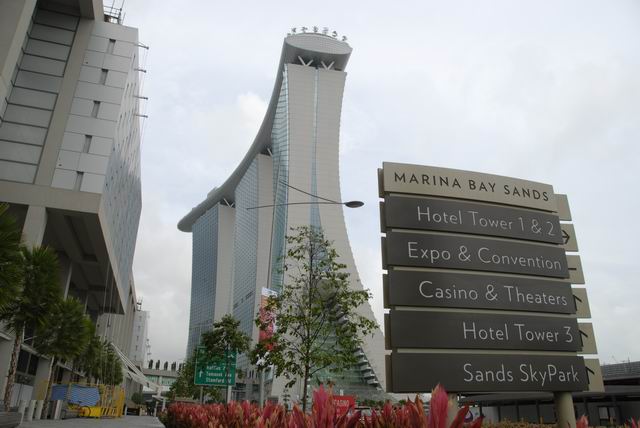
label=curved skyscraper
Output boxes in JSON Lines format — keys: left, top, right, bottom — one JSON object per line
{"left": 178, "top": 30, "right": 386, "bottom": 401}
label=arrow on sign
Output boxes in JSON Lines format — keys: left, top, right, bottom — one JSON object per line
{"left": 573, "top": 294, "right": 583, "bottom": 305}
{"left": 562, "top": 229, "right": 570, "bottom": 245}
{"left": 199, "top": 370, "right": 203, "bottom": 378}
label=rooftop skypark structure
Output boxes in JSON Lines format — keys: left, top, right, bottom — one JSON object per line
{"left": 179, "top": 29, "right": 386, "bottom": 401}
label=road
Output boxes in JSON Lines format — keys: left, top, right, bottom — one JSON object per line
{"left": 19, "top": 416, "right": 164, "bottom": 427}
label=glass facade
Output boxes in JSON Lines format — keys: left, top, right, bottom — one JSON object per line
{"left": 187, "top": 204, "right": 219, "bottom": 357}
{"left": 270, "top": 68, "right": 289, "bottom": 292}
{"left": 232, "top": 159, "right": 259, "bottom": 370}
{"left": 309, "top": 68, "right": 321, "bottom": 229}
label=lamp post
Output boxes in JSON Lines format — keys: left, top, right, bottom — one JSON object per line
{"left": 246, "top": 181, "right": 363, "bottom": 406}
{"left": 246, "top": 181, "right": 364, "bottom": 210}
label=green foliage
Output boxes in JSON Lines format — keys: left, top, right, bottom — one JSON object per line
{"left": 1, "top": 244, "right": 62, "bottom": 410}
{"left": 253, "top": 226, "right": 378, "bottom": 411}
{"left": 131, "top": 391, "right": 144, "bottom": 406}
{"left": 75, "top": 319, "right": 103, "bottom": 381}
{"left": 100, "top": 341, "right": 123, "bottom": 385}
{"left": 35, "top": 297, "right": 90, "bottom": 362}
{"left": 169, "top": 354, "right": 222, "bottom": 402}
{"left": 0, "top": 245, "right": 62, "bottom": 334}
{"left": 34, "top": 297, "right": 92, "bottom": 415}
{"left": 200, "top": 314, "right": 251, "bottom": 400}
{"left": 0, "top": 203, "right": 23, "bottom": 310}
{"left": 201, "top": 314, "right": 251, "bottom": 364}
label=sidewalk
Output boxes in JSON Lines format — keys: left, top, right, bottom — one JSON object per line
{"left": 19, "top": 416, "right": 164, "bottom": 427}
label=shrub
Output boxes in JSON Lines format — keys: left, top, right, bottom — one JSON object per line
{"left": 161, "top": 384, "right": 592, "bottom": 428}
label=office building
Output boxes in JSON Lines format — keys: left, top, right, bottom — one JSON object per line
{"left": 129, "top": 308, "right": 150, "bottom": 367}
{"left": 179, "top": 29, "right": 386, "bottom": 402}
{"left": 0, "top": 0, "right": 146, "bottom": 406}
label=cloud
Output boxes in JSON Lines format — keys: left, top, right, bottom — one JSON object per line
{"left": 125, "top": 0, "right": 640, "bottom": 365}
{"left": 133, "top": 92, "right": 266, "bottom": 362}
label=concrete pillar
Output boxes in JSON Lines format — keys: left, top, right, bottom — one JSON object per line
{"left": 0, "top": 336, "right": 15, "bottom": 398}
{"left": 17, "top": 401, "right": 27, "bottom": 422}
{"left": 25, "top": 400, "right": 35, "bottom": 421}
{"left": 33, "top": 356, "right": 53, "bottom": 401}
{"left": 34, "top": 399, "right": 43, "bottom": 419}
{"left": 22, "top": 205, "right": 47, "bottom": 247}
{"left": 53, "top": 400, "right": 62, "bottom": 419}
{"left": 554, "top": 392, "right": 576, "bottom": 428}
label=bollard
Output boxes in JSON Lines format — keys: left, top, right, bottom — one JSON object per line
{"left": 25, "top": 400, "right": 36, "bottom": 422}
{"left": 17, "top": 400, "right": 27, "bottom": 423}
{"left": 34, "top": 400, "right": 43, "bottom": 419}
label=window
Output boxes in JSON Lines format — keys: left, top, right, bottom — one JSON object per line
{"left": 91, "top": 101, "right": 100, "bottom": 118}
{"left": 107, "top": 39, "right": 116, "bottom": 54}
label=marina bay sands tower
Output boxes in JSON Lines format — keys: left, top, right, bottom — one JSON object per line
{"left": 178, "top": 30, "right": 386, "bottom": 401}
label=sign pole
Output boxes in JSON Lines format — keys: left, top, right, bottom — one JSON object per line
{"left": 554, "top": 392, "right": 576, "bottom": 428}
{"left": 258, "top": 369, "right": 264, "bottom": 407}
{"left": 199, "top": 386, "right": 203, "bottom": 404}
{"left": 447, "top": 393, "right": 459, "bottom": 427}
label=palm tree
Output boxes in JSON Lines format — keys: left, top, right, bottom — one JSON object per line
{"left": 0, "top": 246, "right": 62, "bottom": 411}
{"left": 101, "top": 341, "right": 123, "bottom": 386}
{"left": 75, "top": 319, "right": 102, "bottom": 383}
{"left": 0, "top": 203, "right": 22, "bottom": 310}
{"left": 34, "top": 297, "right": 91, "bottom": 417}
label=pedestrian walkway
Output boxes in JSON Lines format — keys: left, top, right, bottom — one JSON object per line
{"left": 19, "top": 416, "right": 164, "bottom": 427}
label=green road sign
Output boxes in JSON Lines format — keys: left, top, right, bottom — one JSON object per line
{"left": 194, "top": 347, "right": 237, "bottom": 386}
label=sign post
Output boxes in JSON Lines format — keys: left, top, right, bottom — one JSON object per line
{"left": 379, "top": 162, "right": 600, "bottom": 428}
{"left": 194, "top": 347, "right": 237, "bottom": 387}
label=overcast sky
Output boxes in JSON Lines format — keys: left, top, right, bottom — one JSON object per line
{"left": 121, "top": 0, "right": 640, "bottom": 365}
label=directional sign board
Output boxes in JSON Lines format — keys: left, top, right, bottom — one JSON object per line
{"left": 388, "top": 353, "right": 588, "bottom": 393}
{"left": 387, "top": 310, "right": 582, "bottom": 351}
{"left": 383, "top": 196, "right": 563, "bottom": 244}
{"left": 384, "top": 270, "right": 576, "bottom": 314}
{"left": 379, "top": 162, "right": 600, "bottom": 394}
{"left": 384, "top": 231, "right": 569, "bottom": 278}
{"left": 381, "top": 162, "right": 558, "bottom": 211}
{"left": 194, "top": 347, "right": 237, "bottom": 387}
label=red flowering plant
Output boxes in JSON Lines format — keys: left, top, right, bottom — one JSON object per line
{"left": 159, "top": 383, "right": 490, "bottom": 428}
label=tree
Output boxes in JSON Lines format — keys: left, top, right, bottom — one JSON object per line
{"left": 35, "top": 297, "right": 91, "bottom": 416}
{"left": 0, "top": 245, "right": 61, "bottom": 411}
{"left": 200, "top": 315, "right": 251, "bottom": 402}
{"left": 75, "top": 319, "right": 103, "bottom": 383}
{"left": 168, "top": 354, "right": 222, "bottom": 402}
{"left": 253, "top": 226, "right": 378, "bottom": 411}
{"left": 99, "top": 341, "right": 123, "bottom": 386}
{"left": 131, "top": 391, "right": 144, "bottom": 407}
{"left": 0, "top": 203, "right": 22, "bottom": 311}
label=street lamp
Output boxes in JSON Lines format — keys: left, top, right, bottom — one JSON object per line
{"left": 246, "top": 181, "right": 363, "bottom": 210}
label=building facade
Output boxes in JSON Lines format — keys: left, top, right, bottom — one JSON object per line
{"left": 0, "top": 0, "right": 145, "bottom": 406}
{"left": 129, "top": 309, "right": 150, "bottom": 366}
{"left": 179, "top": 31, "right": 386, "bottom": 402}
{"left": 462, "top": 360, "right": 640, "bottom": 424}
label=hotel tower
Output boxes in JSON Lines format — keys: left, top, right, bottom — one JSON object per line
{"left": 179, "top": 30, "right": 386, "bottom": 402}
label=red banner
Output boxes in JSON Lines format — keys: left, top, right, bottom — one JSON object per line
{"left": 258, "top": 288, "right": 277, "bottom": 348}
{"left": 333, "top": 395, "right": 355, "bottom": 417}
